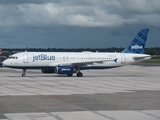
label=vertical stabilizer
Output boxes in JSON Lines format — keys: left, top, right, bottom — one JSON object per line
{"left": 122, "top": 28, "right": 149, "bottom": 54}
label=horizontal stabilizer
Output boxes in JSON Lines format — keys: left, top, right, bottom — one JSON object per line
{"left": 133, "top": 55, "right": 151, "bottom": 61}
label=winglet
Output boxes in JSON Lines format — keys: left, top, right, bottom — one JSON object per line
{"left": 122, "top": 28, "right": 149, "bottom": 54}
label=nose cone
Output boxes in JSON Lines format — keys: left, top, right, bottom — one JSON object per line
{"left": 2, "top": 60, "right": 8, "bottom": 67}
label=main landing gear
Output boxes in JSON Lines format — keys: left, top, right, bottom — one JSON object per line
{"left": 75, "top": 67, "right": 83, "bottom": 77}
{"left": 67, "top": 72, "right": 83, "bottom": 77}
{"left": 22, "top": 69, "right": 26, "bottom": 77}
{"left": 77, "top": 72, "right": 83, "bottom": 77}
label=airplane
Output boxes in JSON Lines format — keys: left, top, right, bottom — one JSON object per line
{"left": 3, "top": 28, "right": 151, "bottom": 77}
{"left": 0, "top": 49, "right": 7, "bottom": 67}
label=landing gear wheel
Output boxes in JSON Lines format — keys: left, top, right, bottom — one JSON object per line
{"left": 22, "top": 69, "right": 26, "bottom": 77}
{"left": 77, "top": 72, "right": 83, "bottom": 77}
{"left": 67, "top": 73, "right": 73, "bottom": 77}
{"left": 22, "top": 73, "right": 26, "bottom": 77}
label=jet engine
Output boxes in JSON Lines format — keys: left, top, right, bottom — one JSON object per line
{"left": 56, "top": 66, "right": 76, "bottom": 74}
{"left": 41, "top": 66, "right": 76, "bottom": 74}
{"left": 41, "top": 68, "right": 56, "bottom": 73}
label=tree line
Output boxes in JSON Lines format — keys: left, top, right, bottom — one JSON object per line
{"left": 1, "top": 47, "right": 160, "bottom": 57}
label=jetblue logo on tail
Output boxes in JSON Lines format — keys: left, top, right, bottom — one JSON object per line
{"left": 122, "top": 28, "right": 149, "bottom": 54}
{"left": 131, "top": 45, "right": 143, "bottom": 50}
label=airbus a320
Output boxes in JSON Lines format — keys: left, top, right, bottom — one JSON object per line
{"left": 3, "top": 28, "right": 151, "bottom": 77}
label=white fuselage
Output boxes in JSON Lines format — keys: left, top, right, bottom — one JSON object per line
{"left": 3, "top": 52, "right": 151, "bottom": 69}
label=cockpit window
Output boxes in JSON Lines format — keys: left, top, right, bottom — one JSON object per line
{"left": 8, "top": 56, "right": 18, "bottom": 59}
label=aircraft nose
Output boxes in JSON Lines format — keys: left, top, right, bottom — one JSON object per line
{"left": 2, "top": 60, "right": 8, "bottom": 67}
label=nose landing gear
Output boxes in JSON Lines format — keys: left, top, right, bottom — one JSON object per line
{"left": 22, "top": 69, "right": 26, "bottom": 77}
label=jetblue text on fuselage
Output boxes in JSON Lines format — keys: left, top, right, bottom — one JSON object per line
{"left": 33, "top": 54, "right": 55, "bottom": 62}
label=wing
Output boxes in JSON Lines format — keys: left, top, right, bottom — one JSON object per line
{"left": 49, "top": 58, "right": 118, "bottom": 67}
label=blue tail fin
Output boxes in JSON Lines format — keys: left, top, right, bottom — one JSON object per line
{"left": 122, "top": 28, "right": 149, "bottom": 54}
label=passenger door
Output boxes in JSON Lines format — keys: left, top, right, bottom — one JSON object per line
{"left": 23, "top": 54, "right": 28, "bottom": 63}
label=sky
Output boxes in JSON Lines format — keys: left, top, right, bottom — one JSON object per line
{"left": 0, "top": 0, "right": 160, "bottom": 48}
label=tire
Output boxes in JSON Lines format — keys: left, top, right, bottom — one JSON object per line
{"left": 77, "top": 72, "right": 83, "bottom": 77}
{"left": 22, "top": 73, "right": 26, "bottom": 77}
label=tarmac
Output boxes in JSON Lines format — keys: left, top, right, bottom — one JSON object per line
{"left": 0, "top": 64, "right": 160, "bottom": 120}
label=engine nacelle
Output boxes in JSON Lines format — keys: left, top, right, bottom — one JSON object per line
{"left": 41, "top": 68, "right": 56, "bottom": 73}
{"left": 56, "top": 66, "right": 76, "bottom": 74}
